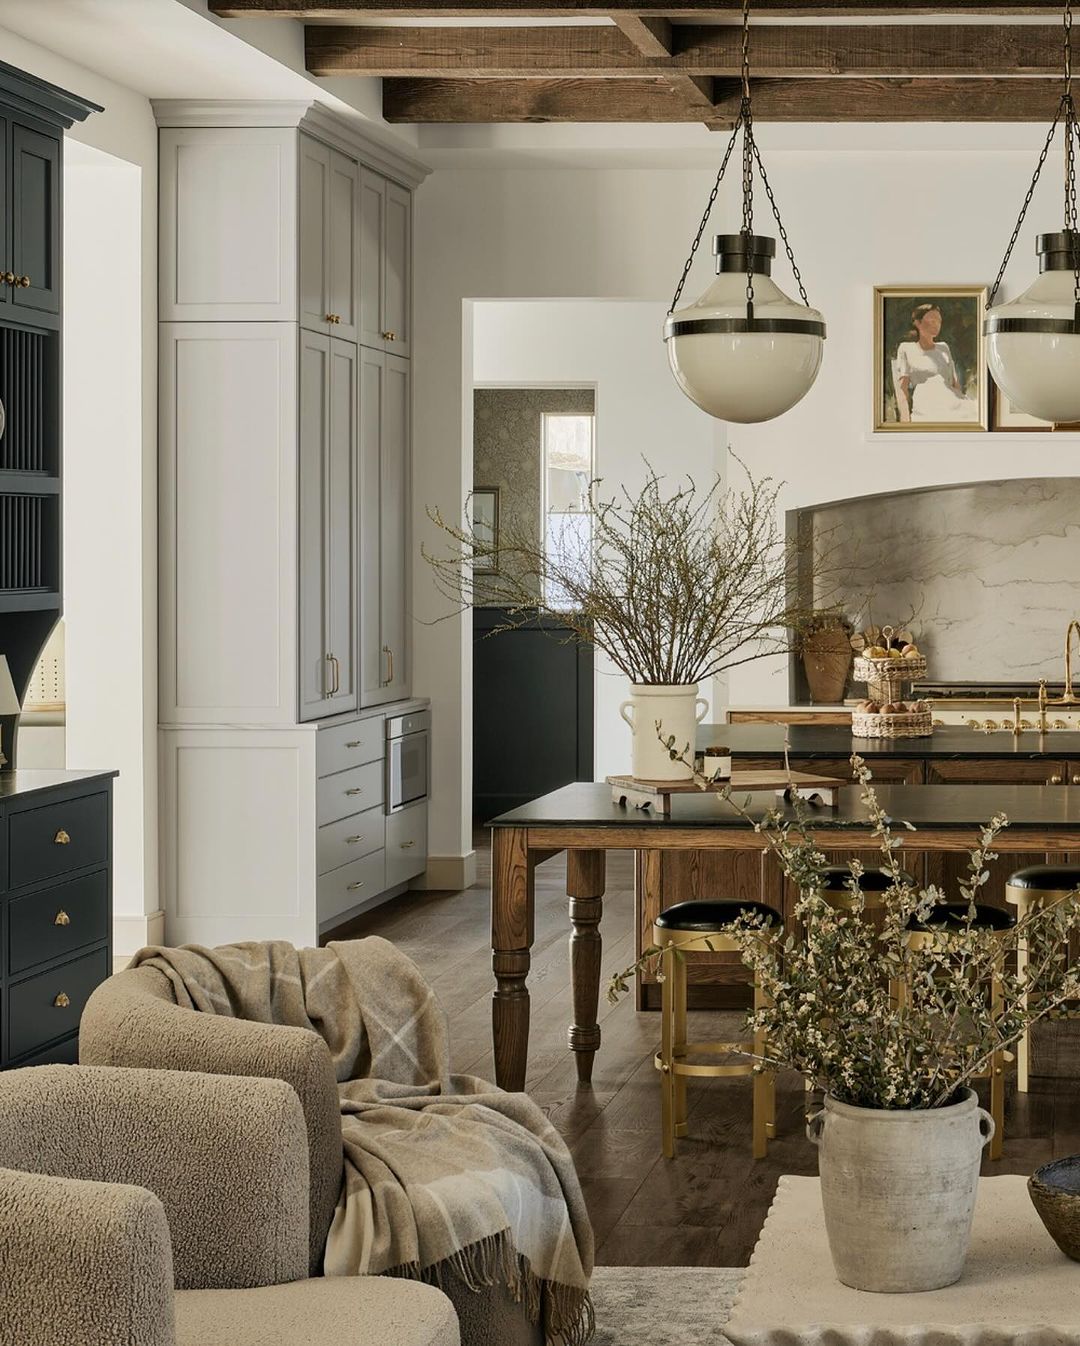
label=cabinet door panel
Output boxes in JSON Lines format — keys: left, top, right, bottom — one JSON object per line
{"left": 383, "top": 182, "right": 411, "bottom": 357}
{"left": 380, "top": 355, "right": 410, "bottom": 701}
{"left": 0, "top": 116, "right": 8, "bottom": 309}
{"left": 358, "top": 170, "right": 386, "bottom": 351}
{"left": 299, "top": 331, "right": 330, "bottom": 721}
{"left": 326, "top": 340, "right": 358, "bottom": 713}
{"left": 359, "top": 348, "right": 385, "bottom": 706}
{"left": 299, "top": 136, "right": 330, "bottom": 335}
{"left": 11, "top": 122, "right": 60, "bottom": 317}
{"left": 328, "top": 150, "right": 359, "bottom": 341}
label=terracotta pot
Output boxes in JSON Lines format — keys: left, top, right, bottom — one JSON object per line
{"left": 808, "top": 1089, "right": 995, "bottom": 1292}
{"left": 618, "top": 683, "right": 708, "bottom": 782}
{"left": 801, "top": 628, "right": 852, "bottom": 704}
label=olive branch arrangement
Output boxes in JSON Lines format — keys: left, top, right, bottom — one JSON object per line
{"left": 423, "top": 462, "right": 852, "bottom": 685}
{"left": 607, "top": 740, "right": 1080, "bottom": 1110}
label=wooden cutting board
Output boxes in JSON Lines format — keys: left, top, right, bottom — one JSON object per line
{"left": 606, "top": 769, "right": 841, "bottom": 814}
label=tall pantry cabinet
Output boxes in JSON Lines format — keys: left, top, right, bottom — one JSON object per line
{"left": 155, "top": 102, "right": 428, "bottom": 948}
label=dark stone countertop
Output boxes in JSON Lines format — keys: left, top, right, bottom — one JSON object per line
{"left": 490, "top": 781, "right": 1080, "bottom": 831}
{"left": 0, "top": 768, "right": 118, "bottom": 801}
{"left": 699, "top": 723, "right": 1080, "bottom": 761}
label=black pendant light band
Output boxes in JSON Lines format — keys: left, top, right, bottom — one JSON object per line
{"left": 984, "top": 315, "right": 1080, "bottom": 335}
{"left": 664, "top": 316, "right": 828, "bottom": 340}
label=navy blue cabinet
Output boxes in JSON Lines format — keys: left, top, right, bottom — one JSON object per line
{"left": 0, "top": 770, "right": 115, "bottom": 1068}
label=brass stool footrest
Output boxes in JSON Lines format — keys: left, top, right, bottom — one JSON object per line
{"left": 654, "top": 1042, "right": 757, "bottom": 1079}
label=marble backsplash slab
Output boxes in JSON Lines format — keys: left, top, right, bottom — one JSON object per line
{"left": 806, "top": 478, "right": 1080, "bottom": 682}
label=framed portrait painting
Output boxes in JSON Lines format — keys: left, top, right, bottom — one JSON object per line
{"left": 874, "top": 286, "right": 989, "bottom": 432}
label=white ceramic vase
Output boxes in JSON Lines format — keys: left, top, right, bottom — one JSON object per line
{"left": 618, "top": 683, "right": 708, "bottom": 782}
{"left": 808, "top": 1089, "right": 995, "bottom": 1293}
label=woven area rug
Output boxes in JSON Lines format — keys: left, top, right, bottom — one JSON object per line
{"left": 589, "top": 1266, "right": 745, "bottom": 1346}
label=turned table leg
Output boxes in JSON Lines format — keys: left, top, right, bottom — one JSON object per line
{"left": 491, "top": 826, "right": 534, "bottom": 1092}
{"left": 567, "top": 850, "right": 606, "bottom": 1085}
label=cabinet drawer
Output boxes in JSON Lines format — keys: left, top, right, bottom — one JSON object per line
{"left": 386, "top": 803, "right": 427, "bottom": 889}
{"left": 318, "top": 718, "right": 384, "bottom": 777}
{"left": 318, "top": 807, "right": 385, "bottom": 875}
{"left": 8, "top": 791, "right": 109, "bottom": 890}
{"left": 8, "top": 870, "right": 109, "bottom": 975}
{"left": 317, "top": 759, "right": 383, "bottom": 825}
{"left": 8, "top": 948, "right": 108, "bottom": 1062}
{"left": 318, "top": 849, "right": 386, "bottom": 926}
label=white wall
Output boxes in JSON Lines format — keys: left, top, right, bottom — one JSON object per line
{"left": 471, "top": 300, "right": 722, "bottom": 780}
{"left": 1, "top": 27, "right": 161, "bottom": 954}
{"left": 413, "top": 136, "right": 1074, "bottom": 857}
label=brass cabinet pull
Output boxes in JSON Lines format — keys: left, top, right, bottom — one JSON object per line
{"left": 16, "top": 275, "right": 30, "bottom": 288}
{"left": 0, "top": 271, "right": 13, "bottom": 285}
{"left": 325, "top": 653, "right": 340, "bottom": 697}
{"left": 400, "top": 840, "right": 415, "bottom": 850}
{"left": 53, "top": 910, "right": 71, "bottom": 927}
{"left": 382, "top": 330, "right": 396, "bottom": 342}
{"left": 1072, "top": 775, "right": 1080, "bottom": 785}
{"left": 382, "top": 645, "right": 394, "bottom": 687}
{"left": 53, "top": 829, "right": 70, "bottom": 846}
{"left": 1051, "top": 774, "right": 1064, "bottom": 784}
{"left": 53, "top": 992, "right": 71, "bottom": 1009}
{"left": 325, "top": 313, "right": 341, "bottom": 324}
{"left": 346, "top": 835, "right": 363, "bottom": 844}
{"left": 345, "top": 787, "right": 364, "bottom": 796}
{"left": 347, "top": 880, "right": 365, "bottom": 891}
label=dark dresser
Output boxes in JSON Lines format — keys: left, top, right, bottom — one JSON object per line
{"left": 1, "top": 769, "right": 116, "bottom": 1068}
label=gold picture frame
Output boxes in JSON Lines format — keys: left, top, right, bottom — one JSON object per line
{"left": 874, "top": 285, "right": 989, "bottom": 432}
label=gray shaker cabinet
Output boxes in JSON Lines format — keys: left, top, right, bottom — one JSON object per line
{"left": 358, "top": 169, "right": 411, "bottom": 359}
{"left": 299, "top": 136, "right": 359, "bottom": 342}
{"left": 299, "top": 330, "right": 358, "bottom": 721}
{"left": 360, "top": 348, "right": 410, "bottom": 707}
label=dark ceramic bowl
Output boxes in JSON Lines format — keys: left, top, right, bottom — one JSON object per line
{"left": 1029, "top": 1157, "right": 1080, "bottom": 1261}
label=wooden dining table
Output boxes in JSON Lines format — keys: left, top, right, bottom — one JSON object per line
{"left": 487, "top": 781, "right": 1080, "bottom": 1092}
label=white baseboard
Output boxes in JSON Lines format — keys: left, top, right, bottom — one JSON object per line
{"left": 113, "top": 910, "right": 166, "bottom": 972}
{"left": 412, "top": 851, "right": 477, "bottom": 893}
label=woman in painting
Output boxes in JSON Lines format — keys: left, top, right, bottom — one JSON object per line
{"left": 895, "top": 303, "right": 976, "bottom": 422}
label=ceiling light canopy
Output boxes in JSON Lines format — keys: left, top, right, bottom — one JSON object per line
{"left": 985, "top": 0, "right": 1080, "bottom": 425}
{"left": 663, "top": 0, "right": 825, "bottom": 425}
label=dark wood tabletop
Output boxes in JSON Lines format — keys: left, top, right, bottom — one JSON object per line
{"left": 0, "top": 768, "right": 118, "bottom": 801}
{"left": 698, "top": 723, "right": 1080, "bottom": 761}
{"left": 490, "top": 781, "right": 1080, "bottom": 832}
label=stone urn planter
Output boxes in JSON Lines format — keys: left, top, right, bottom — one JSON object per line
{"left": 800, "top": 625, "right": 852, "bottom": 704}
{"left": 807, "top": 1089, "right": 995, "bottom": 1292}
{"left": 618, "top": 683, "right": 708, "bottom": 781}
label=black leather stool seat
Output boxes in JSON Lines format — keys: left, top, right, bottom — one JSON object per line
{"left": 655, "top": 899, "right": 782, "bottom": 932}
{"left": 1008, "top": 865, "right": 1080, "bottom": 891}
{"left": 906, "top": 902, "right": 1017, "bottom": 933}
{"left": 820, "top": 865, "right": 917, "bottom": 891}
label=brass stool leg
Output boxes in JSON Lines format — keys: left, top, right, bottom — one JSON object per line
{"left": 989, "top": 947, "right": 1005, "bottom": 1161}
{"left": 660, "top": 945, "right": 677, "bottom": 1159}
{"left": 673, "top": 946, "right": 689, "bottom": 1138}
{"left": 752, "top": 971, "right": 771, "bottom": 1160}
{"left": 1015, "top": 895, "right": 1031, "bottom": 1094}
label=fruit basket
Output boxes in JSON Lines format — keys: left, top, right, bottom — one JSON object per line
{"left": 851, "top": 625, "right": 926, "bottom": 703}
{"left": 852, "top": 701, "right": 934, "bottom": 740}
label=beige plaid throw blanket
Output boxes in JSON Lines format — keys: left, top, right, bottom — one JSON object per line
{"left": 132, "top": 939, "right": 594, "bottom": 1345}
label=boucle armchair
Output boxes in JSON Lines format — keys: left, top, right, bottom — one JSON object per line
{"left": 81, "top": 954, "right": 551, "bottom": 1346}
{"left": 0, "top": 1065, "right": 459, "bottom": 1346}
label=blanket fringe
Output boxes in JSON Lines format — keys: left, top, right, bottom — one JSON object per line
{"left": 383, "top": 1230, "right": 595, "bottom": 1346}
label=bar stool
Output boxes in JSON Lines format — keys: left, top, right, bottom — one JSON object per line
{"left": 905, "top": 901, "right": 1016, "bottom": 1160}
{"left": 1005, "top": 865, "right": 1080, "bottom": 1092}
{"left": 816, "top": 865, "right": 918, "bottom": 911}
{"left": 652, "top": 898, "right": 782, "bottom": 1161}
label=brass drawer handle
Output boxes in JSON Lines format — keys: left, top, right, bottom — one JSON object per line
{"left": 53, "top": 992, "right": 70, "bottom": 1009}
{"left": 400, "top": 840, "right": 415, "bottom": 849}
{"left": 345, "top": 740, "right": 363, "bottom": 749}
{"left": 1051, "top": 775, "right": 1064, "bottom": 784}
{"left": 53, "top": 910, "right": 71, "bottom": 927}
{"left": 347, "top": 880, "right": 365, "bottom": 892}
{"left": 53, "top": 829, "right": 71, "bottom": 845}
{"left": 345, "top": 787, "right": 364, "bottom": 797}
{"left": 346, "top": 835, "right": 363, "bottom": 844}
{"left": 1072, "top": 775, "right": 1080, "bottom": 785}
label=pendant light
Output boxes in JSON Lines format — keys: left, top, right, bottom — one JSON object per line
{"left": 985, "top": 0, "right": 1080, "bottom": 423}
{"left": 664, "top": 0, "right": 826, "bottom": 424}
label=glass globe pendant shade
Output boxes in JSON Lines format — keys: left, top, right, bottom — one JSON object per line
{"left": 664, "top": 235, "right": 826, "bottom": 424}
{"left": 986, "top": 231, "right": 1080, "bottom": 424}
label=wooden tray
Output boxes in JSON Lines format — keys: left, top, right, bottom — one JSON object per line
{"left": 607, "top": 770, "right": 841, "bottom": 814}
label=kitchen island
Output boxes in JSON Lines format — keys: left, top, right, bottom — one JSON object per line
{"left": 488, "top": 780, "right": 1080, "bottom": 1091}
{"left": 702, "top": 721, "right": 1080, "bottom": 764}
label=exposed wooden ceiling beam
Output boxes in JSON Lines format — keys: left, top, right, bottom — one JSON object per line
{"left": 214, "top": 1, "right": 1070, "bottom": 17}
{"left": 307, "top": 22, "right": 1068, "bottom": 78}
{"left": 606, "top": 15, "right": 718, "bottom": 125}
{"left": 382, "top": 74, "right": 1069, "bottom": 121}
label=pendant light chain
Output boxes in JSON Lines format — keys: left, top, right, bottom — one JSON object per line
{"left": 666, "top": 0, "right": 817, "bottom": 320}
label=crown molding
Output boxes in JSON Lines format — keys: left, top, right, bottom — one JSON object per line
{"left": 152, "top": 99, "right": 430, "bottom": 188}
{"left": 0, "top": 59, "right": 101, "bottom": 129}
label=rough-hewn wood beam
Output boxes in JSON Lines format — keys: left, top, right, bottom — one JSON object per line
{"left": 307, "top": 23, "right": 1067, "bottom": 78}
{"left": 382, "top": 74, "right": 1068, "bottom": 122}
{"left": 606, "top": 14, "right": 717, "bottom": 124}
{"left": 215, "top": 1, "right": 1070, "bottom": 17}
